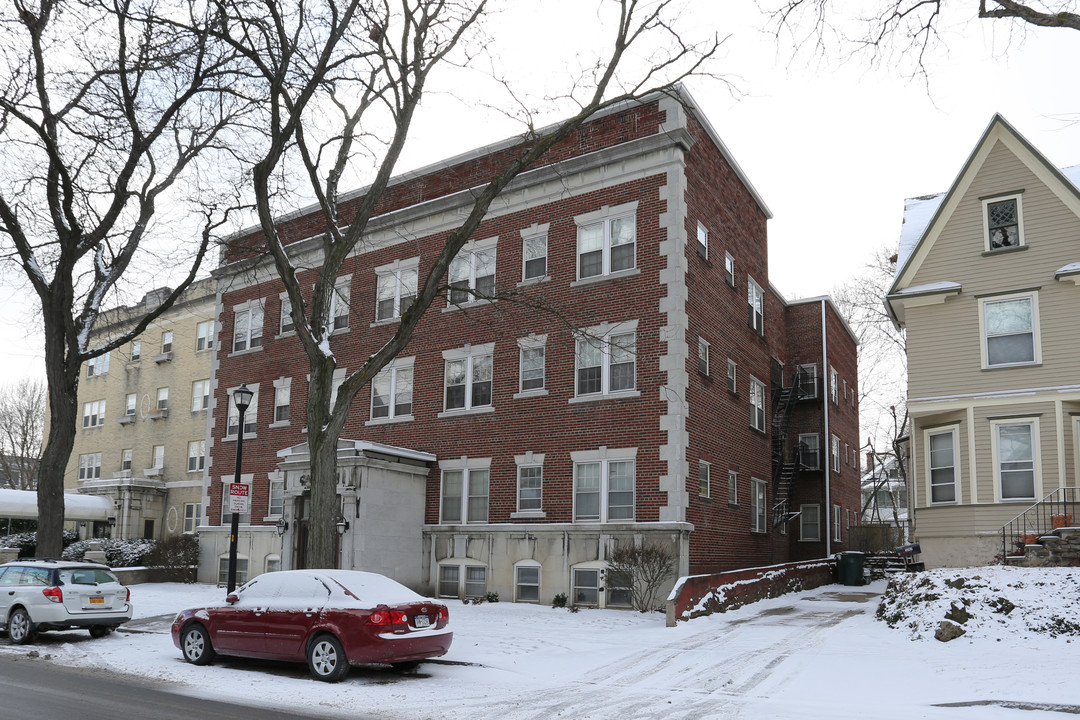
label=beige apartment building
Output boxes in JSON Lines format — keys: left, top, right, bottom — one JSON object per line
{"left": 886, "top": 115, "right": 1080, "bottom": 567}
{"left": 66, "top": 278, "right": 216, "bottom": 541}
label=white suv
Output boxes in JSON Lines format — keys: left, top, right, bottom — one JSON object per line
{"left": 0, "top": 559, "right": 132, "bottom": 643}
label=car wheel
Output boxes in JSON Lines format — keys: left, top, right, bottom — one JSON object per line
{"left": 391, "top": 660, "right": 421, "bottom": 671}
{"left": 89, "top": 625, "right": 111, "bottom": 639}
{"left": 7, "top": 608, "right": 36, "bottom": 645}
{"left": 306, "top": 633, "right": 349, "bottom": 683}
{"left": 180, "top": 623, "right": 216, "bottom": 665}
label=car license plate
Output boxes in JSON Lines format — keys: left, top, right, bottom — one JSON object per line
{"left": 89, "top": 597, "right": 104, "bottom": 604}
{"left": 414, "top": 614, "right": 430, "bottom": 628}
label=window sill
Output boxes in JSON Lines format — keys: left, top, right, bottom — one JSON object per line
{"left": 570, "top": 267, "right": 640, "bottom": 288}
{"left": 268, "top": 420, "right": 291, "bottom": 429}
{"left": 262, "top": 515, "right": 284, "bottom": 522}
{"left": 370, "top": 317, "right": 402, "bottom": 328}
{"left": 229, "top": 346, "right": 263, "bottom": 358}
{"left": 982, "top": 362, "right": 1042, "bottom": 371}
{"left": 223, "top": 433, "right": 258, "bottom": 443}
{"left": 437, "top": 406, "right": 495, "bottom": 419}
{"left": 510, "top": 510, "right": 547, "bottom": 520}
{"left": 277, "top": 330, "right": 296, "bottom": 339}
{"left": 443, "top": 298, "right": 496, "bottom": 313}
{"left": 982, "top": 244, "right": 1028, "bottom": 257}
{"left": 513, "top": 389, "right": 549, "bottom": 400}
{"left": 365, "top": 414, "right": 415, "bottom": 426}
{"left": 798, "top": 538, "right": 822, "bottom": 543}
{"left": 569, "top": 390, "right": 641, "bottom": 404}
{"left": 749, "top": 425, "right": 766, "bottom": 436}
{"left": 517, "top": 275, "right": 550, "bottom": 288}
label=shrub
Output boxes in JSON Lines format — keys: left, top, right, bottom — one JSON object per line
{"left": 552, "top": 592, "right": 568, "bottom": 609}
{"left": 607, "top": 540, "right": 677, "bottom": 612}
{"left": 144, "top": 534, "right": 200, "bottom": 582}
{"left": 62, "top": 538, "right": 155, "bottom": 567}
{"left": 484, "top": 591, "right": 499, "bottom": 603}
{"left": 0, "top": 530, "right": 78, "bottom": 558}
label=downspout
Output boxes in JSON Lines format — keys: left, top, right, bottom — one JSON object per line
{"left": 822, "top": 299, "right": 832, "bottom": 557}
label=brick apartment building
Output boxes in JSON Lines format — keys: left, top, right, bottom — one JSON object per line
{"left": 198, "top": 88, "right": 860, "bottom": 605}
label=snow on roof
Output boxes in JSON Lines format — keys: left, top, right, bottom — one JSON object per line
{"left": 889, "top": 280, "right": 961, "bottom": 298}
{"left": 895, "top": 163, "right": 1080, "bottom": 281}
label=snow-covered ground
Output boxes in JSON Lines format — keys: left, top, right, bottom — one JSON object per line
{"left": 3, "top": 567, "right": 1078, "bottom": 719}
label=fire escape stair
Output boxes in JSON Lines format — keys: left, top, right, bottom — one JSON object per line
{"left": 770, "top": 369, "right": 804, "bottom": 528}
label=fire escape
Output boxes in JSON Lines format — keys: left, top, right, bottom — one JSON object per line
{"left": 771, "top": 364, "right": 809, "bottom": 528}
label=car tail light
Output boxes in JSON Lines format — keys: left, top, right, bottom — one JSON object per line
{"left": 437, "top": 606, "right": 449, "bottom": 621}
{"left": 125, "top": 587, "right": 131, "bottom": 602}
{"left": 42, "top": 586, "right": 63, "bottom": 603}
{"left": 367, "top": 609, "right": 407, "bottom": 626}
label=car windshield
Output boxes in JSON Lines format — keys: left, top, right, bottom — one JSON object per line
{"left": 235, "top": 572, "right": 332, "bottom": 608}
{"left": 324, "top": 571, "right": 426, "bottom": 605}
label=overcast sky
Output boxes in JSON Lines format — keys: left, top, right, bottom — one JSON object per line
{"left": 3, "top": 0, "right": 1079, "bottom": 386}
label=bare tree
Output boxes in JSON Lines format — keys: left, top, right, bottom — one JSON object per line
{"left": 608, "top": 540, "right": 677, "bottom": 612}
{"left": 210, "top": 0, "right": 720, "bottom": 568}
{"left": 768, "top": 0, "right": 1080, "bottom": 77}
{"left": 0, "top": 379, "right": 45, "bottom": 490}
{"left": 0, "top": 0, "right": 253, "bottom": 556}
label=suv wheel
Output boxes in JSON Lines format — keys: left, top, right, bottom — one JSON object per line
{"left": 7, "top": 608, "right": 36, "bottom": 645}
{"left": 89, "top": 625, "right": 111, "bottom": 639}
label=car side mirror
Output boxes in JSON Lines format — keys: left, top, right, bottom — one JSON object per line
{"left": 226, "top": 593, "right": 239, "bottom": 604}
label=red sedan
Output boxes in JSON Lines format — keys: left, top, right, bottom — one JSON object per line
{"left": 171, "top": 569, "right": 452, "bottom": 682}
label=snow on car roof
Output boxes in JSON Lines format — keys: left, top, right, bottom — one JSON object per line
{"left": 280, "top": 569, "right": 429, "bottom": 605}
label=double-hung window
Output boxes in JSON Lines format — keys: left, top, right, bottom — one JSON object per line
{"left": 517, "top": 335, "right": 546, "bottom": 395}
{"left": 799, "top": 433, "right": 820, "bottom": 470}
{"left": 980, "top": 293, "right": 1039, "bottom": 368}
{"left": 273, "top": 377, "right": 291, "bottom": 424}
{"left": 187, "top": 440, "right": 205, "bottom": 472}
{"left": 233, "top": 301, "right": 264, "bottom": 352}
{"left": 192, "top": 380, "right": 210, "bottom": 411}
{"left": 518, "top": 466, "right": 543, "bottom": 512}
{"left": 375, "top": 260, "right": 418, "bottom": 321}
{"left": 993, "top": 420, "right": 1038, "bottom": 500}
{"left": 330, "top": 276, "right": 351, "bottom": 331}
{"left": 575, "top": 322, "right": 637, "bottom": 399}
{"left": 449, "top": 239, "right": 496, "bottom": 305}
{"left": 439, "top": 460, "right": 490, "bottom": 524}
{"left": 747, "top": 276, "right": 764, "bottom": 335}
{"left": 575, "top": 202, "right": 637, "bottom": 280}
{"left": 226, "top": 384, "right": 258, "bottom": 437}
{"left": 370, "top": 359, "right": 413, "bottom": 421}
{"left": 161, "top": 331, "right": 173, "bottom": 354}
{"left": 830, "top": 366, "right": 839, "bottom": 403}
{"left": 696, "top": 222, "right": 709, "bottom": 258}
{"left": 184, "top": 503, "right": 202, "bottom": 533}
{"left": 515, "top": 563, "right": 541, "bottom": 603}
{"left": 521, "top": 224, "right": 549, "bottom": 281}
{"left": 927, "top": 427, "right": 958, "bottom": 503}
{"left": 125, "top": 393, "right": 136, "bottom": 416}
{"left": 727, "top": 359, "right": 737, "bottom": 393}
{"left": 728, "top": 470, "right": 738, "bottom": 505}
{"left": 749, "top": 378, "right": 766, "bottom": 432}
{"left": 78, "top": 453, "right": 102, "bottom": 481}
{"left": 130, "top": 340, "right": 141, "bottom": 361}
{"left": 442, "top": 344, "right": 493, "bottom": 413}
{"left": 279, "top": 295, "right": 295, "bottom": 334}
{"left": 83, "top": 400, "right": 106, "bottom": 428}
{"left": 196, "top": 320, "right": 215, "bottom": 351}
{"left": 156, "top": 387, "right": 169, "bottom": 410}
{"left": 699, "top": 461, "right": 710, "bottom": 497}
{"left": 798, "top": 364, "right": 817, "bottom": 398}
{"left": 800, "top": 504, "right": 821, "bottom": 541}
{"left": 724, "top": 252, "right": 735, "bottom": 286}
{"left": 121, "top": 449, "right": 132, "bottom": 471}
{"left": 571, "top": 448, "right": 636, "bottom": 522}
{"left": 698, "top": 337, "right": 709, "bottom": 375}
{"left": 983, "top": 194, "right": 1024, "bottom": 250}
{"left": 87, "top": 352, "right": 109, "bottom": 377}
{"left": 268, "top": 476, "right": 285, "bottom": 517}
{"left": 751, "top": 478, "right": 767, "bottom": 533}
{"left": 831, "top": 435, "right": 841, "bottom": 473}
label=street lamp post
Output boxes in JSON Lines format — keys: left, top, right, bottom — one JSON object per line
{"left": 226, "top": 384, "right": 253, "bottom": 594}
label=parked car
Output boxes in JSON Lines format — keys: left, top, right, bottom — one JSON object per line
{"left": 171, "top": 569, "right": 452, "bottom": 682}
{"left": 0, "top": 559, "right": 132, "bottom": 643}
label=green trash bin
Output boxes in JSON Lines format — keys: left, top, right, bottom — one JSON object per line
{"left": 837, "top": 551, "right": 865, "bottom": 586}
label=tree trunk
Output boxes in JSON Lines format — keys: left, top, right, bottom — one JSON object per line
{"left": 304, "top": 358, "right": 344, "bottom": 569}
{"left": 37, "top": 310, "right": 79, "bottom": 558}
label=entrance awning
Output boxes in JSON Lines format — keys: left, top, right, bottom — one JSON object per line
{"left": 0, "top": 489, "right": 113, "bottom": 522}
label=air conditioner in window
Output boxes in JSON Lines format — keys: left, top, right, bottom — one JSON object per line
{"left": 144, "top": 467, "right": 163, "bottom": 477}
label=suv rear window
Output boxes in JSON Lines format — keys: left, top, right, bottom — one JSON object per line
{"left": 63, "top": 568, "right": 119, "bottom": 585}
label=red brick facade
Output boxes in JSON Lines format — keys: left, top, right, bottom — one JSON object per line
{"left": 205, "top": 90, "right": 859, "bottom": 602}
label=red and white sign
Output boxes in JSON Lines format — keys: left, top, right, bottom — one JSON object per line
{"left": 228, "top": 483, "right": 250, "bottom": 514}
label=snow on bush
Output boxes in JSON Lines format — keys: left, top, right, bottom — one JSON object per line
{"left": 0, "top": 530, "right": 79, "bottom": 557}
{"left": 62, "top": 537, "right": 156, "bottom": 567}
{"left": 876, "top": 566, "right": 1080, "bottom": 640}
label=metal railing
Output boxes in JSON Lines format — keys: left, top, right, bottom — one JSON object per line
{"left": 1000, "top": 487, "right": 1079, "bottom": 561}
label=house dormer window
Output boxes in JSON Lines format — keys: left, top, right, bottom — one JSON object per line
{"left": 983, "top": 193, "right": 1024, "bottom": 251}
